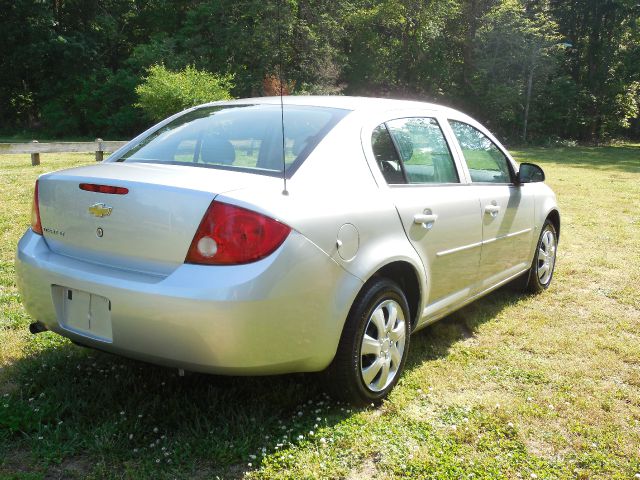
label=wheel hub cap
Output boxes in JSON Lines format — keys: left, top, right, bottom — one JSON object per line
{"left": 537, "top": 228, "right": 557, "bottom": 285}
{"left": 360, "top": 299, "right": 406, "bottom": 392}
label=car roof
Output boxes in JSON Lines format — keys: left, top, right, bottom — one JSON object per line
{"left": 200, "top": 95, "right": 468, "bottom": 119}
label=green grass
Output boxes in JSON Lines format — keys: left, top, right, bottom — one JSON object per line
{"left": 1, "top": 146, "right": 639, "bottom": 479}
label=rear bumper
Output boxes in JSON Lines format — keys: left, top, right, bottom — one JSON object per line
{"left": 15, "top": 229, "right": 362, "bottom": 374}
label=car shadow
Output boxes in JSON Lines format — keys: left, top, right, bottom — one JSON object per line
{"left": 1, "top": 284, "right": 527, "bottom": 478}
{"left": 0, "top": 335, "right": 353, "bottom": 478}
{"left": 406, "top": 283, "right": 527, "bottom": 369}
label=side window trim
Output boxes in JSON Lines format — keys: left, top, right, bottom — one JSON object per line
{"left": 383, "top": 122, "right": 409, "bottom": 183}
{"left": 370, "top": 123, "right": 408, "bottom": 184}
{"left": 436, "top": 114, "right": 472, "bottom": 184}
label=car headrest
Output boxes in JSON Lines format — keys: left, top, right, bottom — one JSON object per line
{"left": 200, "top": 137, "right": 235, "bottom": 165}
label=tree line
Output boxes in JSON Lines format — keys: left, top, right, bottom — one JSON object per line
{"left": 1, "top": 0, "right": 638, "bottom": 143}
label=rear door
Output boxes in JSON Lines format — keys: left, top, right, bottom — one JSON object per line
{"left": 369, "top": 116, "right": 483, "bottom": 315}
{"left": 447, "top": 120, "right": 535, "bottom": 289}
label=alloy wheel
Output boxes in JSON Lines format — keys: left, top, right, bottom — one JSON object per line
{"left": 359, "top": 299, "right": 407, "bottom": 392}
{"left": 537, "top": 228, "right": 556, "bottom": 285}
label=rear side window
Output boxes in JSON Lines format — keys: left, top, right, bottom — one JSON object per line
{"left": 449, "top": 120, "right": 513, "bottom": 183}
{"left": 117, "top": 104, "right": 348, "bottom": 177}
{"left": 371, "top": 117, "right": 459, "bottom": 184}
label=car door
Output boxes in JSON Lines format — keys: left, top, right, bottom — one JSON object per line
{"left": 370, "top": 117, "right": 483, "bottom": 316}
{"left": 447, "top": 120, "right": 535, "bottom": 290}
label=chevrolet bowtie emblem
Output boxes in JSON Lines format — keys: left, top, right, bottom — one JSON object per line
{"left": 88, "top": 203, "right": 112, "bottom": 218}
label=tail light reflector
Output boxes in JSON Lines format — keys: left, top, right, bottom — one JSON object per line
{"left": 185, "top": 201, "right": 291, "bottom": 265}
{"left": 31, "top": 180, "right": 43, "bottom": 235}
{"left": 79, "top": 183, "right": 129, "bottom": 195}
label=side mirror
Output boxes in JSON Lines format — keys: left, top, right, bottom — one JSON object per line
{"left": 518, "top": 163, "right": 545, "bottom": 183}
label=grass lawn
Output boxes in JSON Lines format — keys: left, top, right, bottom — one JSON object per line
{"left": 1, "top": 146, "right": 639, "bottom": 479}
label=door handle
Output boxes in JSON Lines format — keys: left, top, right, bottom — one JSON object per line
{"left": 413, "top": 213, "right": 438, "bottom": 229}
{"left": 484, "top": 204, "right": 501, "bottom": 217}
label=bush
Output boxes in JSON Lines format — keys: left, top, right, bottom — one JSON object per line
{"left": 135, "top": 65, "right": 234, "bottom": 121}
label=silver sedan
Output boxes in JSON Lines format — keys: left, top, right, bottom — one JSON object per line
{"left": 16, "top": 96, "right": 559, "bottom": 404}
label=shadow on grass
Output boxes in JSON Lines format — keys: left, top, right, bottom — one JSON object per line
{"left": 511, "top": 145, "right": 640, "bottom": 173}
{"left": 406, "top": 284, "right": 528, "bottom": 370}
{"left": 0, "top": 285, "right": 527, "bottom": 479}
{"left": 1, "top": 343, "right": 346, "bottom": 478}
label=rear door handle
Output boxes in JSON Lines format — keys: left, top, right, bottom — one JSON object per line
{"left": 413, "top": 213, "right": 438, "bottom": 229}
{"left": 484, "top": 205, "right": 501, "bottom": 217}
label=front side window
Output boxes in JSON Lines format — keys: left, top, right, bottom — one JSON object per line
{"left": 449, "top": 120, "right": 513, "bottom": 183}
{"left": 117, "top": 104, "right": 348, "bottom": 177}
{"left": 371, "top": 117, "right": 459, "bottom": 184}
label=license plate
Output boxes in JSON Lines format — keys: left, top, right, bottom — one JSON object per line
{"left": 53, "top": 286, "right": 113, "bottom": 342}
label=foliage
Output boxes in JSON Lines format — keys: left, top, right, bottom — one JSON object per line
{"left": 471, "top": 0, "right": 562, "bottom": 141}
{"left": 343, "top": 0, "right": 459, "bottom": 98}
{"left": 0, "top": 0, "right": 638, "bottom": 141}
{"left": 135, "top": 65, "right": 234, "bottom": 121}
{"left": 41, "top": 68, "right": 145, "bottom": 138}
{"left": 548, "top": 0, "right": 640, "bottom": 141}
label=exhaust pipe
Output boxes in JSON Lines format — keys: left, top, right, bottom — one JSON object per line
{"left": 29, "top": 321, "right": 48, "bottom": 334}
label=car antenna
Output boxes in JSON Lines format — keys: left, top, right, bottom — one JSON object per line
{"left": 277, "top": 0, "right": 288, "bottom": 196}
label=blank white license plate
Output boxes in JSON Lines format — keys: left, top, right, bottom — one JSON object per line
{"left": 53, "top": 286, "right": 113, "bottom": 342}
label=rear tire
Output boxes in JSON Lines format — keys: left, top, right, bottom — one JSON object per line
{"left": 323, "top": 278, "right": 410, "bottom": 406}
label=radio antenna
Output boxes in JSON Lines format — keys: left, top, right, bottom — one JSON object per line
{"left": 277, "top": 0, "right": 288, "bottom": 196}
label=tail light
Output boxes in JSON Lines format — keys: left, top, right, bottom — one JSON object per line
{"left": 185, "top": 201, "right": 291, "bottom": 265}
{"left": 31, "top": 180, "right": 43, "bottom": 235}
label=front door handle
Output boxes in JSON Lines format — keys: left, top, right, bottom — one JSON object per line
{"left": 413, "top": 213, "right": 438, "bottom": 229}
{"left": 484, "top": 204, "right": 501, "bottom": 217}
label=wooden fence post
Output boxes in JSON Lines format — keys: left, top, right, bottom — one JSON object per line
{"left": 30, "top": 140, "right": 40, "bottom": 166}
{"left": 95, "top": 138, "right": 104, "bottom": 162}
{"left": 3, "top": 140, "right": 128, "bottom": 159}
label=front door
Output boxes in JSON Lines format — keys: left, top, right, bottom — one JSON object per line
{"left": 448, "top": 120, "right": 535, "bottom": 289}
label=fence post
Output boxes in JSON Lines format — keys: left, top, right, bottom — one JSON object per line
{"left": 95, "top": 138, "right": 104, "bottom": 162}
{"left": 30, "top": 140, "right": 40, "bottom": 166}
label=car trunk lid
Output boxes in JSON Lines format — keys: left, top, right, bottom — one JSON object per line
{"left": 37, "top": 162, "right": 271, "bottom": 275}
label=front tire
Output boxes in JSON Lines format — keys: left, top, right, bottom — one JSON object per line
{"left": 526, "top": 220, "right": 558, "bottom": 293}
{"left": 324, "top": 278, "right": 410, "bottom": 405}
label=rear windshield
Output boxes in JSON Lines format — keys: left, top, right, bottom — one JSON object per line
{"left": 116, "top": 104, "right": 349, "bottom": 177}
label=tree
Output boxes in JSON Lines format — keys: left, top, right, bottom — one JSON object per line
{"left": 173, "top": 0, "right": 348, "bottom": 96}
{"left": 550, "top": 0, "right": 640, "bottom": 141}
{"left": 1, "top": 0, "right": 638, "bottom": 141}
{"left": 472, "top": 0, "right": 562, "bottom": 141}
{"left": 343, "top": 0, "right": 460, "bottom": 98}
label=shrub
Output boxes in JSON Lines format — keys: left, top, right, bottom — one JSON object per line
{"left": 136, "top": 65, "right": 234, "bottom": 121}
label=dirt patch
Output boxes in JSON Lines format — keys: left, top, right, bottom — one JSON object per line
{"left": 0, "top": 450, "right": 93, "bottom": 480}
{"left": 0, "top": 380, "right": 19, "bottom": 396}
{"left": 191, "top": 461, "right": 248, "bottom": 480}
{"left": 0, "top": 448, "right": 37, "bottom": 475}
{"left": 346, "top": 457, "right": 378, "bottom": 480}
{"left": 44, "top": 457, "right": 93, "bottom": 479}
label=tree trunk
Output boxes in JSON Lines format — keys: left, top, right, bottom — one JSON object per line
{"left": 462, "top": 0, "right": 478, "bottom": 90}
{"left": 523, "top": 64, "right": 535, "bottom": 142}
